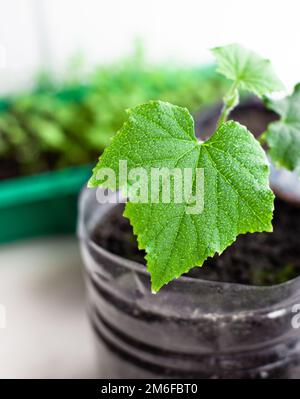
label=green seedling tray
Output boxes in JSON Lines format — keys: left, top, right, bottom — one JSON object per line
{"left": 0, "top": 84, "right": 92, "bottom": 244}
{"left": 0, "top": 164, "right": 91, "bottom": 243}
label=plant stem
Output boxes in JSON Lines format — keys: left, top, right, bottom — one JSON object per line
{"left": 258, "top": 132, "right": 266, "bottom": 145}
{"left": 217, "top": 81, "right": 239, "bottom": 128}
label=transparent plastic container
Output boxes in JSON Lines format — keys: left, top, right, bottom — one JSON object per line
{"left": 78, "top": 187, "right": 300, "bottom": 379}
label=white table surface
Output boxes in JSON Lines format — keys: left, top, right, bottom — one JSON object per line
{"left": 0, "top": 236, "right": 98, "bottom": 378}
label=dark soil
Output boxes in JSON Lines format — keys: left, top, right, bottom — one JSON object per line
{"left": 195, "top": 98, "right": 278, "bottom": 140}
{"left": 0, "top": 158, "right": 20, "bottom": 180}
{"left": 92, "top": 197, "right": 300, "bottom": 286}
{"left": 92, "top": 100, "right": 300, "bottom": 286}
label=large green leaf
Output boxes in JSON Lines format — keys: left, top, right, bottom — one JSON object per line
{"left": 265, "top": 84, "right": 300, "bottom": 175}
{"left": 90, "top": 101, "right": 274, "bottom": 292}
{"left": 211, "top": 44, "right": 284, "bottom": 97}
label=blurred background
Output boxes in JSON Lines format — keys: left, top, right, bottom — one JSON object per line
{"left": 0, "top": 0, "right": 299, "bottom": 378}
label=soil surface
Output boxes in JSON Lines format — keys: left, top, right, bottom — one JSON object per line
{"left": 195, "top": 98, "right": 278, "bottom": 140}
{"left": 0, "top": 159, "right": 20, "bottom": 180}
{"left": 92, "top": 197, "right": 300, "bottom": 285}
{"left": 92, "top": 100, "right": 300, "bottom": 286}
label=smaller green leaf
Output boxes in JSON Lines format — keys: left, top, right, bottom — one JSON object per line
{"left": 265, "top": 84, "right": 300, "bottom": 175}
{"left": 211, "top": 43, "right": 284, "bottom": 97}
{"left": 28, "top": 116, "right": 66, "bottom": 150}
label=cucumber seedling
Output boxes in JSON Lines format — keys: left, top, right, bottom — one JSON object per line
{"left": 89, "top": 44, "right": 299, "bottom": 293}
